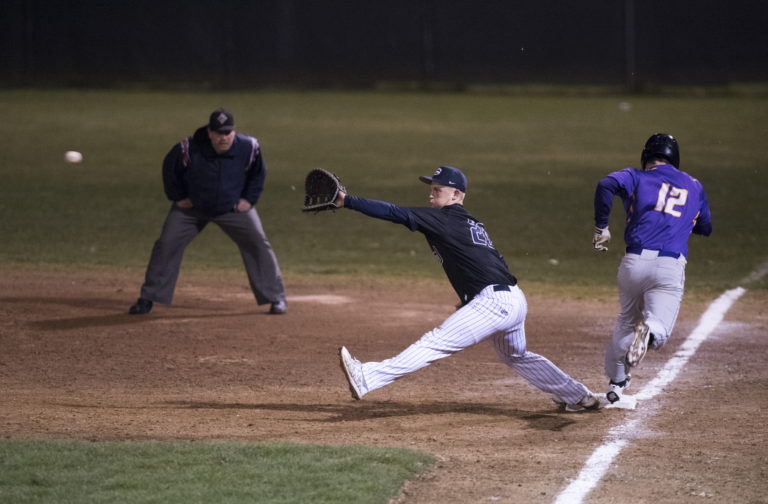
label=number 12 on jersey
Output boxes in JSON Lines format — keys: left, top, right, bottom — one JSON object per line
{"left": 654, "top": 183, "right": 688, "bottom": 217}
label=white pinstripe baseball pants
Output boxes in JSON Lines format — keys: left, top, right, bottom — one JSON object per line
{"left": 360, "top": 284, "right": 590, "bottom": 404}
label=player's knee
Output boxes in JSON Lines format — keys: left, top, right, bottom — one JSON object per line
{"left": 645, "top": 319, "right": 669, "bottom": 349}
{"left": 649, "top": 331, "right": 667, "bottom": 349}
{"left": 494, "top": 342, "right": 526, "bottom": 361}
{"left": 418, "top": 329, "right": 458, "bottom": 353}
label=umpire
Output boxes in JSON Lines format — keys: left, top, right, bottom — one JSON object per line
{"left": 129, "top": 108, "right": 287, "bottom": 315}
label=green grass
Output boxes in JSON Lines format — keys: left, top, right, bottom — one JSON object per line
{"left": 1, "top": 89, "right": 767, "bottom": 290}
{"left": 0, "top": 440, "right": 435, "bottom": 504}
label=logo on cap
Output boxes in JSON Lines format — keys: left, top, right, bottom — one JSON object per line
{"left": 419, "top": 165, "right": 467, "bottom": 192}
{"left": 209, "top": 108, "right": 234, "bottom": 133}
{"left": 435, "top": 167, "right": 456, "bottom": 185}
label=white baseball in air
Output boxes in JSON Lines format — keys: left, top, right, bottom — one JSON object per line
{"left": 65, "top": 150, "right": 83, "bottom": 163}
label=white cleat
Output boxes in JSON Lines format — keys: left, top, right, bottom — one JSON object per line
{"left": 626, "top": 320, "right": 651, "bottom": 367}
{"left": 338, "top": 346, "right": 367, "bottom": 400}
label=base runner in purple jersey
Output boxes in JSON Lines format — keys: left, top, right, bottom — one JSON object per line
{"left": 592, "top": 133, "right": 712, "bottom": 403}
{"left": 335, "top": 166, "right": 606, "bottom": 412}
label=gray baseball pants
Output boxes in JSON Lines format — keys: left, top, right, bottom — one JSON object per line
{"left": 139, "top": 204, "right": 285, "bottom": 306}
{"left": 605, "top": 250, "right": 686, "bottom": 383}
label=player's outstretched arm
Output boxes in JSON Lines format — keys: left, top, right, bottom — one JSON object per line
{"left": 343, "top": 195, "right": 412, "bottom": 225}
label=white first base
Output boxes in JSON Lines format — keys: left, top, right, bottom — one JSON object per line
{"left": 606, "top": 394, "right": 638, "bottom": 410}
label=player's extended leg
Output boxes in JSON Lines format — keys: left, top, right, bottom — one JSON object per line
{"left": 139, "top": 205, "right": 206, "bottom": 305}
{"left": 492, "top": 327, "right": 590, "bottom": 405}
{"left": 642, "top": 256, "right": 686, "bottom": 349}
{"left": 359, "top": 284, "right": 524, "bottom": 395}
{"left": 215, "top": 208, "right": 286, "bottom": 307}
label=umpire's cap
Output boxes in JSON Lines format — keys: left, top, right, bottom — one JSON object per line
{"left": 209, "top": 108, "right": 235, "bottom": 133}
{"left": 419, "top": 166, "right": 467, "bottom": 192}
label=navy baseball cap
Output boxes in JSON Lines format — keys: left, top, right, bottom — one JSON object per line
{"left": 209, "top": 108, "right": 235, "bottom": 133}
{"left": 419, "top": 166, "right": 467, "bottom": 192}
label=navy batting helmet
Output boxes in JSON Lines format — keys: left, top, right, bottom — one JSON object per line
{"left": 641, "top": 133, "right": 680, "bottom": 168}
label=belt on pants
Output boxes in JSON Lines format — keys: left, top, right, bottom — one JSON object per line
{"left": 493, "top": 284, "right": 511, "bottom": 292}
{"left": 626, "top": 246, "right": 681, "bottom": 259}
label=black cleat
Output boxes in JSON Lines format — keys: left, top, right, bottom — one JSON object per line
{"left": 129, "top": 297, "right": 153, "bottom": 315}
{"left": 606, "top": 377, "right": 631, "bottom": 403}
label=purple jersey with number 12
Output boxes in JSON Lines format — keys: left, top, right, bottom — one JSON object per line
{"left": 594, "top": 164, "right": 712, "bottom": 258}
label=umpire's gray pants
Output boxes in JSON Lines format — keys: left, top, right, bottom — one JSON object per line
{"left": 139, "top": 204, "right": 285, "bottom": 306}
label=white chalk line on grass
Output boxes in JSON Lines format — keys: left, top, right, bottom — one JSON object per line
{"left": 553, "top": 286, "right": 747, "bottom": 504}
{"left": 742, "top": 260, "right": 768, "bottom": 285}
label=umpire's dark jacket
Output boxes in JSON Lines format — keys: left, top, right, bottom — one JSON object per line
{"left": 162, "top": 126, "right": 266, "bottom": 217}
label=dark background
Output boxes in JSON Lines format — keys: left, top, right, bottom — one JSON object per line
{"left": 3, "top": 0, "right": 767, "bottom": 91}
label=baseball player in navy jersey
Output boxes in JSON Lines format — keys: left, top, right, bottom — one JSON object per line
{"left": 592, "top": 133, "right": 712, "bottom": 403}
{"left": 337, "top": 166, "right": 605, "bottom": 412}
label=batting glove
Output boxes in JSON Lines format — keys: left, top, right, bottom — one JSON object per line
{"left": 593, "top": 226, "right": 611, "bottom": 251}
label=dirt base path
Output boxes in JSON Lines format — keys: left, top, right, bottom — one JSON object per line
{"left": 1, "top": 269, "right": 765, "bottom": 503}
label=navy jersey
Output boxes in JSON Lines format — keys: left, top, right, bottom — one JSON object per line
{"left": 344, "top": 196, "right": 517, "bottom": 304}
{"left": 162, "top": 126, "right": 266, "bottom": 217}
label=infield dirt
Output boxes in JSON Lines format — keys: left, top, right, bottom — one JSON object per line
{"left": 1, "top": 268, "right": 766, "bottom": 503}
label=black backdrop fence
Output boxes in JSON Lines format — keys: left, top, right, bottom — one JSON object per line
{"left": 3, "top": 0, "right": 767, "bottom": 91}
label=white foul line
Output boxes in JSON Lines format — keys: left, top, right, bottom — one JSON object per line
{"left": 553, "top": 286, "right": 747, "bottom": 504}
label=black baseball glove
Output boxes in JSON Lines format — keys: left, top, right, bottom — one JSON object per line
{"left": 302, "top": 168, "right": 346, "bottom": 212}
